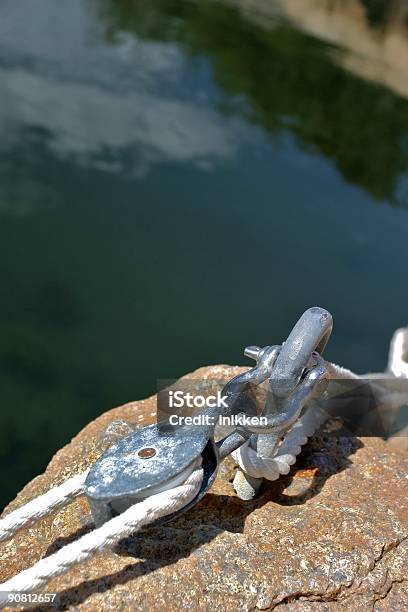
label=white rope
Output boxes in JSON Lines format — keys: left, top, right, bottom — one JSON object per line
{"left": 0, "top": 470, "right": 89, "bottom": 543}
{"left": 388, "top": 328, "right": 408, "bottom": 378}
{"left": 323, "top": 361, "right": 360, "bottom": 380}
{"left": 0, "top": 459, "right": 203, "bottom": 602}
{"left": 231, "top": 356, "right": 359, "bottom": 481}
{"left": 232, "top": 404, "right": 327, "bottom": 480}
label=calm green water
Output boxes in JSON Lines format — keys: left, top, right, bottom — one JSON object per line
{"left": 1, "top": 0, "right": 408, "bottom": 509}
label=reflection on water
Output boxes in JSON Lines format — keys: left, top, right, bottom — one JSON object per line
{"left": 0, "top": 0, "right": 407, "bottom": 509}
{"left": 94, "top": 0, "right": 408, "bottom": 204}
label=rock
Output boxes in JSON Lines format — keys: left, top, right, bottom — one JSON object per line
{"left": 0, "top": 365, "right": 407, "bottom": 611}
{"left": 387, "top": 425, "right": 408, "bottom": 454}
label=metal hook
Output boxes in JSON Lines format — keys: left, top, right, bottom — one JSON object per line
{"left": 233, "top": 306, "right": 333, "bottom": 499}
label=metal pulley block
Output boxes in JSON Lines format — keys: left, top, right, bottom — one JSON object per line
{"left": 84, "top": 345, "right": 282, "bottom": 526}
{"left": 84, "top": 422, "right": 219, "bottom": 527}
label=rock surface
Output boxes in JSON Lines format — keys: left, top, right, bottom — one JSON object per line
{"left": 1, "top": 365, "right": 407, "bottom": 611}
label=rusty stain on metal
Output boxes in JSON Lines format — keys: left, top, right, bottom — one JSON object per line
{"left": 137, "top": 447, "right": 157, "bottom": 459}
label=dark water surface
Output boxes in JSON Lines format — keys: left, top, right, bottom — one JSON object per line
{"left": 1, "top": 0, "right": 408, "bottom": 508}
